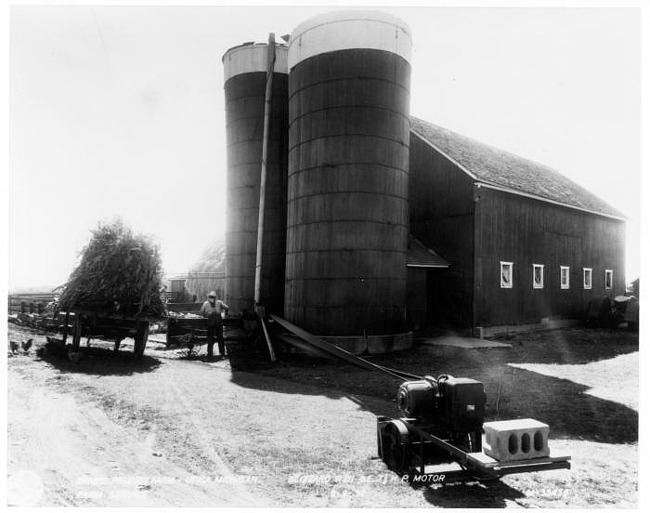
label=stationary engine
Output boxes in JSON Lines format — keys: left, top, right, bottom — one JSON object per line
{"left": 378, "top": 373, "right": 570, "bottom": 482}
{"left": 398, "top": 375, "right": 485, "bottom": 429}
{"left": 395, "top": 374, "right": 486, "bottom": 452}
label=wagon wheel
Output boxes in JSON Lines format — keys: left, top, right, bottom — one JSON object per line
{"left": 382, "top": 420, "right": 411, "bottom": 475}
{"left": 133, "top": 321, "right": 149, "bottom": 360}
{"left": 165, "top": 318, "right": 177, "bottom": 347}
{"left": 71, "top": 314, "right": 83, "bottom": 350}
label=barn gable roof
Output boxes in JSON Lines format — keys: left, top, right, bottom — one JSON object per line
{"left": 410, "top": 117, "right": 624, "bottom": 220}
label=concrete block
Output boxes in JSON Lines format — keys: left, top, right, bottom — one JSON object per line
{"left": 483, "top": 418, "right": 550, "bottom": 462}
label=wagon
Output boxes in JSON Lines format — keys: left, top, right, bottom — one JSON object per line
{"left": 64, "top": 310, "right": 152, "bottom": 359}
{"left": 166, "top": 315, "right": 208, "bottom": 347}
{"left": 166, "top": 314, "right": 247, "bottom": 353}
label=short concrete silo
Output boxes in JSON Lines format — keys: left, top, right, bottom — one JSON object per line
{"left": 284, "top": 11, "right": 413, "bottom": 342}
{"left": 223, "top": 42, "right": 289, "bottom": 315}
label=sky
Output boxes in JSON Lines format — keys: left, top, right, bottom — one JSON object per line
{"left": 6, "top": 2, "right": 643, "bottom": 291}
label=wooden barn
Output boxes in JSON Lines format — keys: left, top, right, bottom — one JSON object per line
{"left": 406, "top": 117, "right": 626, "bottom": 330}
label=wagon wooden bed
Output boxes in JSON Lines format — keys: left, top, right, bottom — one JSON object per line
{"left": 64, "top": 310, "right": 152, "bottom": 359}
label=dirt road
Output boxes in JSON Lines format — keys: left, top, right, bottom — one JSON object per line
{"left": 7, "top": 353, "right": 263, "bottom": 507}
{"left": 6, "top": 325, "right": 639, "bottom": 507}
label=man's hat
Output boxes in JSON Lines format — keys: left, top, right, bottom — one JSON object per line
{"left": 208, "top": 291, "right": 217, "bottom": 298}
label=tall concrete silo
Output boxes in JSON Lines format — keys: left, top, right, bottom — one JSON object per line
{"left": 285, "top": 11, "right": 413, "bottom": 337}
{"left": 223, "top": 42, "right": 289, "bottom": 315}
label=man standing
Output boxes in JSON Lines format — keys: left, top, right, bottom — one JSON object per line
{"left": 201, "top": 291, "right": 229, "bottom": 357}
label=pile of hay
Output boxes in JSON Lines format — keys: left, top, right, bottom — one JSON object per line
{"left": 58, "top": 220, "right": 167, "bottom": 318}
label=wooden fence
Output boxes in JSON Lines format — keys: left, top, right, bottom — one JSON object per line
{"left": 8, "top": 293, "right": 57, "bottom": 314}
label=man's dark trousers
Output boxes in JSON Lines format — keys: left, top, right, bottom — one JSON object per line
{"left": 206, "top": 319, "right": 224, "bottom": 356}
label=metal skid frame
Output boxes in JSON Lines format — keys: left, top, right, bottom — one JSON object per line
{"left": 377, "top": 416, "right": 571, "bottom": 484}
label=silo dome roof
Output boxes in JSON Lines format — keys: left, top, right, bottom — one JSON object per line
{"left": 288, "top": 10, "right": 412, "bottom": 69}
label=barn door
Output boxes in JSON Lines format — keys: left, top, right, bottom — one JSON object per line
{"left": 427, "top": 269, "right": 465, "bottom": 328}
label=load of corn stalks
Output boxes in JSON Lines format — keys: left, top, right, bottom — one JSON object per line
{"left": 58, "top": 219, "right": 167, "bottom": 319}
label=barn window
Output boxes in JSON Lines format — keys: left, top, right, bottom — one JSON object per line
{"left": 560, "top": 266, "right": 570, "bottom": 289}
{"left": 532, "top": 264, "right": 544, "bottom": 289}
{"left": 583, "top": 268, "right": 592, "bottom": 289}
{"left": 500, "top": 262, "right": 513, "bottom": 288}
{"left": 605, "top": 269, "right": 613, "bottom": 289}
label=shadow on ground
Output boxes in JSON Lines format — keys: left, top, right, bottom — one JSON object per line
{"left": 419, "top": 480, "right": 526, "bottom": 508}
{"left": 226, "top": 327, "right": 639, "bottom": 445}
{"left": 39, "top": 345, "right": 162, "bottom": 376}
{"left": 485, "top": 327, "right": 638, "bottom": 365}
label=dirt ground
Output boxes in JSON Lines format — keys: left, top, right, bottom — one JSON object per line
{"left": 6, "top": 323, "right": 639, "bottom": 507}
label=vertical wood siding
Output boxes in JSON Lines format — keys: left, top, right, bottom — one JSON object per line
{"left": 474, "top": 187, "right": 625, "bottom": 326}
{"left": 408, "top": 134, "right": 476, "bottom": 327}
{"left": 409, "top": 131, "right": 626, "bottom": 328}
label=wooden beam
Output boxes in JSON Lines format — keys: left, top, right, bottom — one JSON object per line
{"left": 258, "top": 314, "right": 276, "bottom": 362}
{"left": 254, "top": 33, "right": 276, "bottom": 311}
